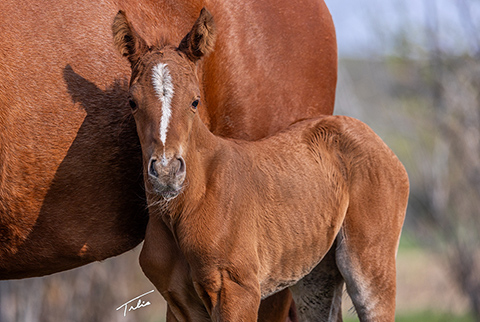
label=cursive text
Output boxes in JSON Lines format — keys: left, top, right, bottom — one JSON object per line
{"left": 116, "top": 290, "right": 154, "bottom": 317}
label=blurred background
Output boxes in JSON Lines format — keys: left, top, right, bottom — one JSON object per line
{"left": 1, "top": 0, "right": 479, "bottom": 321}
{"left": 328, "top": 0, "right": 479, "bottom": 321}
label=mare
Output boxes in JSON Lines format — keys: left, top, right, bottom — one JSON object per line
{"left": 0, "top": 0, "right": 336, "bottom": 320}
{"left": 116, "top": 8, "right": 409, "bottom": 322}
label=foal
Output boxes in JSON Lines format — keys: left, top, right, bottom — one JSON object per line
{"left": 114, "top": 9, "right": 409, "bottom": 322}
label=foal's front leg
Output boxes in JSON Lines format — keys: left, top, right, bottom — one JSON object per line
{"left": 193, "top": 267, "right": 262, "bottom": 322}
{"left": 140, "top": 218, "right": 210, "bottom": 321}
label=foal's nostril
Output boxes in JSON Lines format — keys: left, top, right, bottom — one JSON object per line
{"left": 176, "top": 157, "right": 186, "bottom": 176}
{"left": 148, "top": 158, "right": 159, "bottom": 177}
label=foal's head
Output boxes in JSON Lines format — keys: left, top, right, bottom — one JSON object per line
{"left": 113, "top": 8, "right": 216, "bottom": 199}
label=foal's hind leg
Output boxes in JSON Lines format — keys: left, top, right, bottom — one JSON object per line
{"left": 335, "top": 205, "right": 405, "bottom": 321}
{"left": 289, "top": 243, "right": 344, "bottom": 322}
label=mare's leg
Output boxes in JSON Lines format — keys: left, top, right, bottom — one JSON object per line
{"left": 140, "top": 218, "right": 210, "bottom": 321}
{"left": 335, "top": 204, "right": 405, "bottom": 321}
{"left": 289, "top": 243, "right": 345, "bottom": 322}
{"left": 258, "top": 289, "right": 295, "bottom": 322}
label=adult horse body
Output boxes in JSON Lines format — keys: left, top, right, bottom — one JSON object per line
{"left": 116, "top": 9, "right": 409, "bottom": 321}
{"left": 0, "top": 0, "right": 336, "bottom": 320}
{"left": 0, "top": 0, "right": 336, "bottom": 278}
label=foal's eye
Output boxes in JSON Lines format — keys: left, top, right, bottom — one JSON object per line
{"left": 191, "top": 99, "right": 199, "bottom": 110}
{"left": 128, "top": 99, "right": 137, "bottom": 110}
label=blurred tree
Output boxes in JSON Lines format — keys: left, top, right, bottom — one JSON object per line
{"left": 332, "top": 0, "right": 480, "bottom": 318}
{"left": 339, "top": 0, "right": 480, "bottom": 318}
{"left": 414, "top": 1, "right": 480, "bottom": 318}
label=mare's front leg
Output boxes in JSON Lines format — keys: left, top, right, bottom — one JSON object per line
{"left": 140, "top": 217, "right": 209, "bottom": 321}
{"left": 192, "top": 264, "right": 262, "bottom": 322}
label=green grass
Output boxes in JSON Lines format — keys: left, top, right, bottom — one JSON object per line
{"left": 397, "top": 232, "right": 421, "bottom": 252}
{"left": 343, "top": 311, "right": 474, "bottom": 322}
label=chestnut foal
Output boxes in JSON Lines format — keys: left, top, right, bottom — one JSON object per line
{"left": 116, "top": 9, "right": 409, "bottom": 322}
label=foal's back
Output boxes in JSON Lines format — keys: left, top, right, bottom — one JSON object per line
{"left": 211, "top": 114, "right": 407, "bottom": 303}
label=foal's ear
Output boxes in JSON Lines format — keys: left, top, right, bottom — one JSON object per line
{"left": 178, "top": 8, "right": 216, "bottom": 63}
{"left": 112, "top": 10, "right": 148, "bottom": 67}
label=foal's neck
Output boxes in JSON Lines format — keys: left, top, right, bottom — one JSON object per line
{"left": 187, "top": 115, "right": 225, "bottom": 162}
{"left": 165, "top": 115, "right": 229, "bottom": 216}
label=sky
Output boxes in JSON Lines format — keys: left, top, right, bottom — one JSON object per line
{"left": 324, "top": 0, "right": 480, "bottom": 57}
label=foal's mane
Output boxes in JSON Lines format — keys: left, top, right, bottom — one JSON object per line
{"left": 128, "top": 42, "right": 175, "bottom": 86}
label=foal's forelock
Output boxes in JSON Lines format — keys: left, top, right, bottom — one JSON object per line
{"left": 152, "top": 62, "right": 174, "bottom": 147}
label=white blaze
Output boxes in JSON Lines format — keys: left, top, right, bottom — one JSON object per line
{"left": 152, "top": 63, "right": 174, "bottom": 146}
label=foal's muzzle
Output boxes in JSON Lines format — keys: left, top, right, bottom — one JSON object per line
{"left": 147, "top": 155, "right": 186, "bottom": 198}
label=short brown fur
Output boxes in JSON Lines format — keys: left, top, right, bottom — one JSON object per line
{"left": 1, "top": 0, "right": 337, "bottom": 320}
{"left": 123, "top": 10, "right": 409, "bottom": 322}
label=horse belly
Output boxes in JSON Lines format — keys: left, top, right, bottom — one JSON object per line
{"left": 253, "top": 158, "right": 348, "bottom": 298}
{"left": 258, "top": 201, "right": 347, "bottom": 299}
